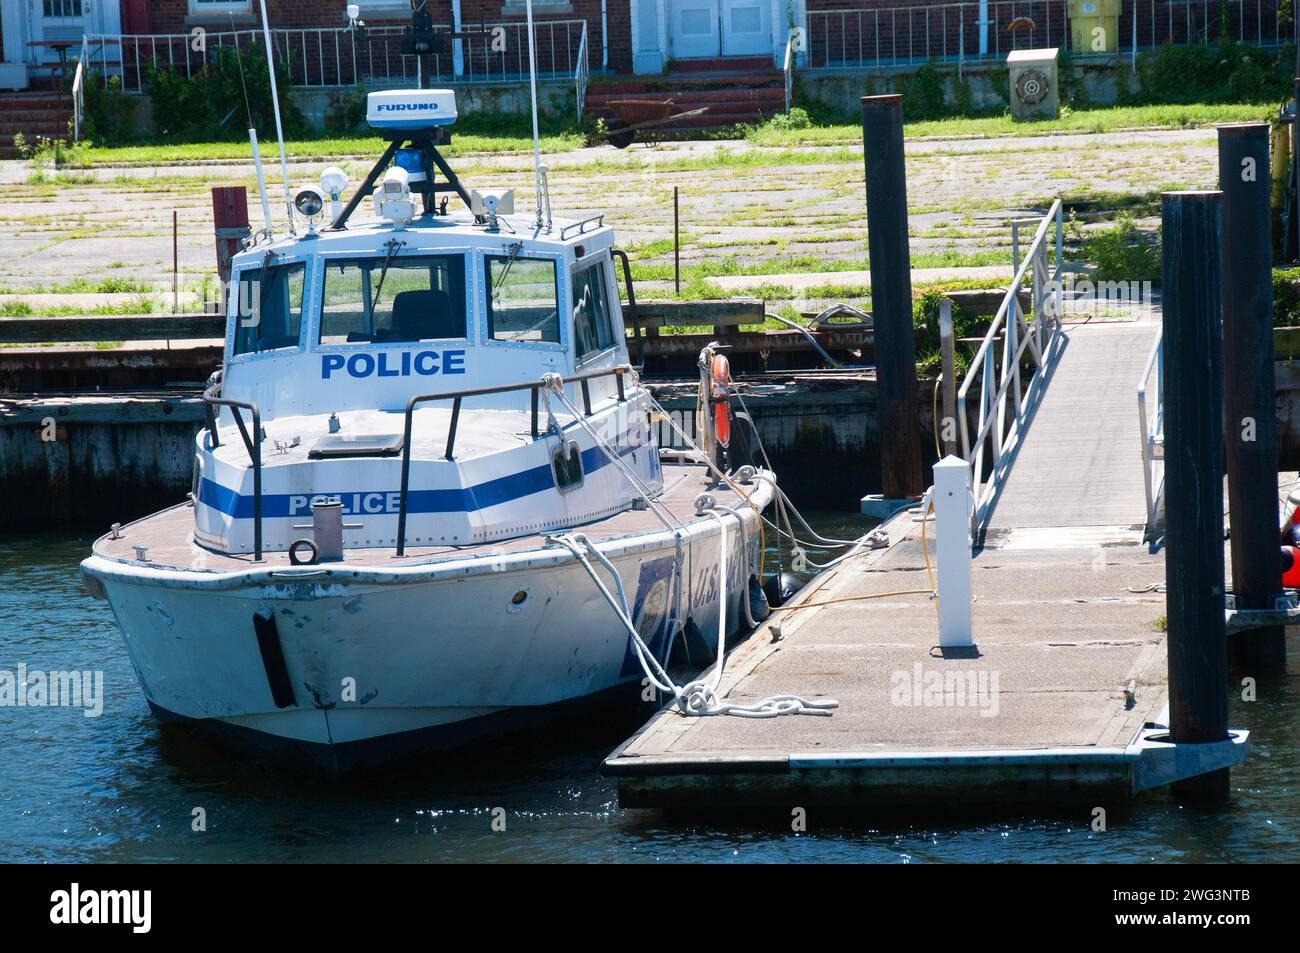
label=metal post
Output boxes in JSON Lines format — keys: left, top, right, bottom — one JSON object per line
{"left": 1219, "top": 123, "right": 1286, "bottom": 670}
{"left": 172, "top": 210, "right": 179, "bottom": 314}
{"left": 862, "top": 94, "right": 924, "bottom": 500}
{"left": 939, "top": 298, "right": 957, "bottom": 456}
{"left": 1161, "top": 190, "right": 1230, "bottom": 803}
{"left": 1293, "top": 77, "right": 1300, "bottom": 261}
{"left": 674, "top": 185, "right": 681, "bottom": 295}
{"left": 933, "top": 456, "right": 974, "bottom": 648}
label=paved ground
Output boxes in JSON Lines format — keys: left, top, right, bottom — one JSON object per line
{"left": 0, "top": 127, "right": 1214, "bottom": 309}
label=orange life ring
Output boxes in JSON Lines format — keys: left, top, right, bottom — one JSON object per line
{"left": 711, "top": 354, "right": 731, "bottom": 448}
{"left": 1284, "top": 547, "right": 1300, "bottom": 588}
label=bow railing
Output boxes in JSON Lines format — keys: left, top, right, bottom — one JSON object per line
{"left": 395, "top": 364, "right": 632, "bottom": 556}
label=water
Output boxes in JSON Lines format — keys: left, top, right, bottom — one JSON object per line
{"left": 3, "top": 519, "right": 1298, "bottom": 863}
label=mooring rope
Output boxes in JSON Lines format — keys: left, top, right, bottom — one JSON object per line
{"left": 553, "top": 514, "right": 838, "bottom": 719}
{"left": 541, "top": 372, "right": 681, "bottom": 532}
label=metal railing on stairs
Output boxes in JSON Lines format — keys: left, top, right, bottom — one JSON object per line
{"left": 783, "top": 30, "right": 796, "bottom": 114}
{"left": 575, "top": 21, "right": 589, "bottom": 121}
{"left": 71, "top": 36, "right": 88, "bottom": 141}
{"left": 958, "top": 199, "right": 1065, "bottom": 535}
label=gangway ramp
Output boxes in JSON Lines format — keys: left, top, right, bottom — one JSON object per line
{"left": 983, "top": 317, "right": 1159, "bottom": 541}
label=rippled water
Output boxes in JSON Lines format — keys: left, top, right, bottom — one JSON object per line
{"left": 2, "top": 521, "right": 1298, "bottom": 863}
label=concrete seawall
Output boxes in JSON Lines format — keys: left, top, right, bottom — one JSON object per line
{"left": 1, "top": 373, "right": 929, "bottom": 530}
{"left": 10, "top": 359, "right": 1300, "bottom": 530}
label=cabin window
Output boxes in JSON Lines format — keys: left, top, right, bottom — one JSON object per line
{"left": 486, "top": 255, "right": 560, "bottom": 344}
{"left": 319, "top": 254, "right": 467, "bottom": 344}
{"left": 572, "top": 262, "right": 616, "bottom": 360}
{"left": 233, "top": 261, "right": 307, "bottom": 355}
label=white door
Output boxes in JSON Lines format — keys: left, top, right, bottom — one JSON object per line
{"left": 670, "top": 0, "right": 721, "bottom": 60}
{"left": 720, "top": 0, "right": 770, "bottom": 56}
{"left": 27, "top": 0, "right": 93, "bottom": 61}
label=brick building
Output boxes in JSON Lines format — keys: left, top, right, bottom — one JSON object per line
{"left": 4, "top": 0, "right": 804, "bottom": 82}
{"left": 0, "top": 1, "right": 1288, "bottom": 87}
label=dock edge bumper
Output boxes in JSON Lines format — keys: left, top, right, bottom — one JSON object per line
{"left": 1129, "top": 727, "right": 1251, "bottom": 794}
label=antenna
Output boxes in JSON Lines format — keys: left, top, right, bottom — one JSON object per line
{"left": 248, "top": 128, "right": 274, "bottom": 236}
{"left": 524, "top": 0, "right": 547, "bottom": 231}
{"left": 258, "top": 0, "right": 295, "bottom": 233}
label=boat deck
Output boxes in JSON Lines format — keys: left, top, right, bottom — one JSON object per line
{"left": 95, "top": 461, "right": 753, "bottom": 571}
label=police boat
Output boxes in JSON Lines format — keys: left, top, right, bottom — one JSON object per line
{"left": 79, "top": 90, "right": 782, "bottom": 773}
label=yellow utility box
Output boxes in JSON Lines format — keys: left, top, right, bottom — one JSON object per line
{"left": 1068, "top": 0, "right": 1121, "bottom": 54}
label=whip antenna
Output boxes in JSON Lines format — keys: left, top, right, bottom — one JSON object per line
{"left": 257, "top": 0, "right": 295, "bottom": 233}
{"left": 524, "top": 0, "right": 547, "bottom": 231}
{"left": 231, "top": 15, "right": 272, "bottom": 236}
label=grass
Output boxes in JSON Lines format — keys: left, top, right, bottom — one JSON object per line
{"left": 0, "top": 296, "right": 158, "bottom": 317}
{"left": 746, "top": 103, "right": 1275, "bottom": 147}
{"left": 63, "top": 111, "right": 591, "bottom": 167}
{"left": 630, "top": 249, "right": 1010, "bottom": 284}
{"left": 0, "top": 277, "right": 152, "bottom": 295}
{"left": 47, "top": 100, "right": 1276, "bottom": 170}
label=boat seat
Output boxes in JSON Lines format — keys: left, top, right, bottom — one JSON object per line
{"left": 389, "top": 289, "right": 465, "bottom": 341}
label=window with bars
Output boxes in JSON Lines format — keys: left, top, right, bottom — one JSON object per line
{"left": 42, "top": 1, "right": 83, "bottom": 17}
{"left": 188, "top": 0, "right": 253, "bottom": 13}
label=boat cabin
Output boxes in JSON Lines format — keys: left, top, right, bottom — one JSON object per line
{"left": 195, "top": 90, "right": 658, "bottom": 559}
{"left": 221, "top": 213, "right": 629, "bottom": 419}
{"left": 219, "top": 88, "right": 632, "bottom": 418}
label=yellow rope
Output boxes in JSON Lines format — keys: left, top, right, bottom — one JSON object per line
{"left": 767, "top": 588, "right": 933, "bottom": 612}
{"left": 919, "top": 496, "right": 940, "bottom": 620}
{"left": 770, "top": 498, "right": 943, "bottom": 619}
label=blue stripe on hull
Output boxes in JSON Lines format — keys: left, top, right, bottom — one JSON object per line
{"left": 199, "top": 438, "right": 652, "bottom": 519}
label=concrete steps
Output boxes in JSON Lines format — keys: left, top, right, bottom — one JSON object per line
{"left": 0, "top": 91, "right": 73, "bottom": 157}
{"left": 586, "top": 61, "right": 785, "bottom": 134}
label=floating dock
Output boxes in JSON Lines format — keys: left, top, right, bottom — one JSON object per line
{"left": 604, "top": 315, "right": 1250, "bottom": 808}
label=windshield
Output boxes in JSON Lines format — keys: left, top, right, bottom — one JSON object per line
{"left": 320, "top": 254, "right": 467, "bottom": 344}
{"left": 486, "top": 255, "right": 560, "bottom": 344}
{"left": 233, "top": 261, "right": 306, "bottom": 355}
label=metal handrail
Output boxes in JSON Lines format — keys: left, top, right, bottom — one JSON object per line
{"left": 71, "top": 36, "right": 87, "bottom": 142}
{"left": 957, "top": 199, "right": 1064, "bottom": 536}
{"left": 610, "top": 248, "right": 643, "bottom": 368}
{"left": 1137, "top": 325, "right": 1164, "bottom": 537}
{"left": 202, "top": 390, "right": 264, "bottom": 561}
{"left": 395, "top": 364, "right": 632, "bottom": 556}
{"left": 804, "top": 0, "right": 1285, "bottom": 71}
{"left": 575, "top": 21, "right": 589, "bottom": 121}
{"left": 82, "top": 19, "right": 589, "bottom": 91}
{"left": 783, "top": 31, "right": 795, "bottom": 113}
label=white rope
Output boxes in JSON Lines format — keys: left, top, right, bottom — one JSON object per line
{"left": 554, "top": 511, "right": 838, "bottom": 719}
{"left": 647, "top": 387, "right": 874, "bottom": 564}
{"left": 542, "top": 372, "right": 681, "bottom": 532}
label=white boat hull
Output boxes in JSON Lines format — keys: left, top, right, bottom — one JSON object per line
{"left": 83, "top": 479, "right": 771, "bottom": 772}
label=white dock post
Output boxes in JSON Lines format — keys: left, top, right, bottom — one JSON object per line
{"left": 932, "top": 456, "right": 974, "bottom": 648}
